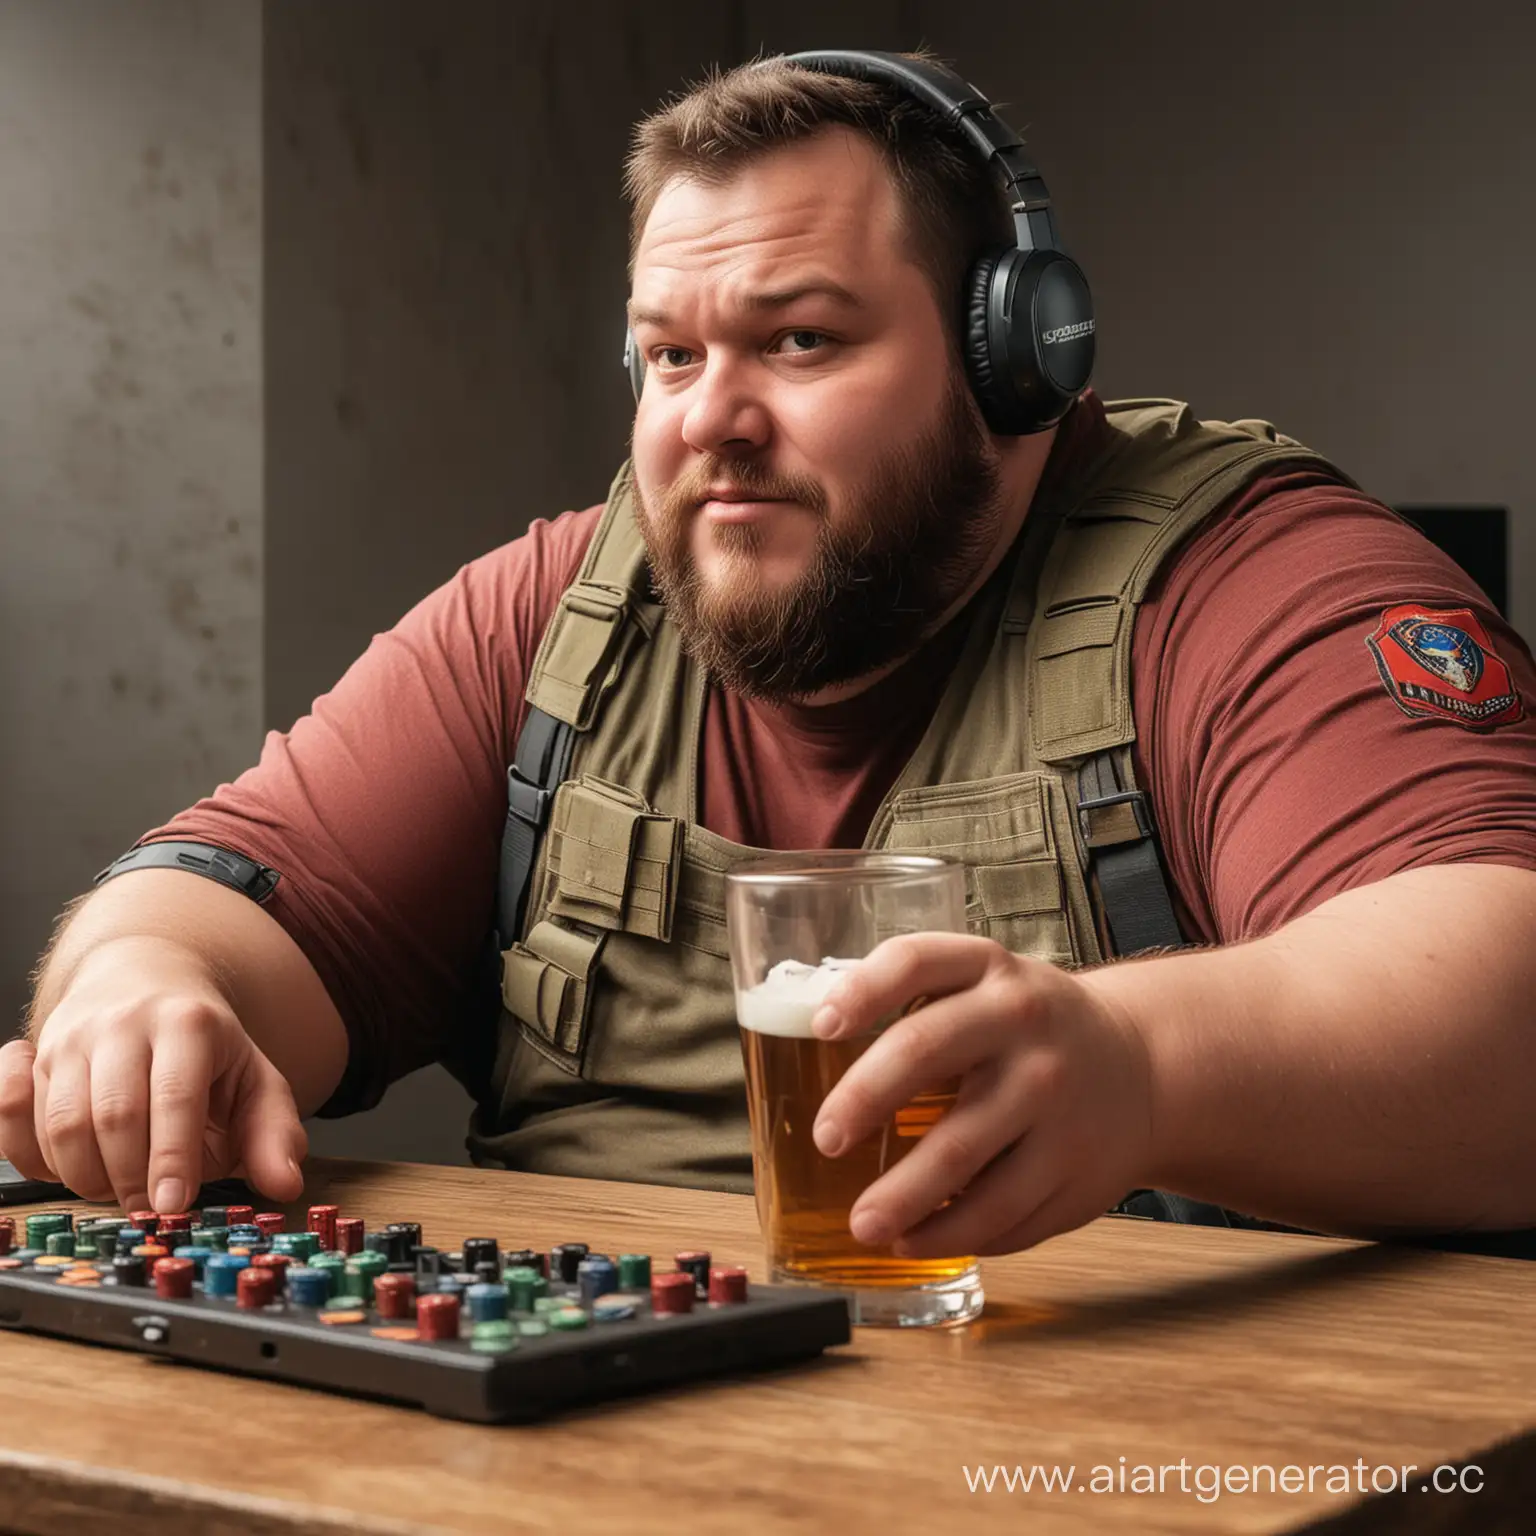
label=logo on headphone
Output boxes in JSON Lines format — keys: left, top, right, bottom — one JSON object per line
{"left": 1042, "top": 320, "right": 1095, "bottom": 346}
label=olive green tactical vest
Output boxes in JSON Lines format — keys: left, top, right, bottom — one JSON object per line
{"left": 464, "top": 399, "right": 1353, "bottom": 1193}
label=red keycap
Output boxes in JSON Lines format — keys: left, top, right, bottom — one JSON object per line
{"left": 237, "top": 1266, "right": 279, "bottom": 1311}
{"left": 651, "top": 1271, "right": 695, "bottom": 1315}
{"left": 373, "top": 1272, "right": 417, "bottom": 1320}
{"left": 154, "top": 1257, "right": 195, "bottom": 1300}
{"left": 415, "top": 1292, "right": 461, "bottom": 1341}
{"left": 307, "top": 1205, "right": 339, "bottom": 1252}
{"left": 708, "top": 1266, "right": 749, "bottom": 1304}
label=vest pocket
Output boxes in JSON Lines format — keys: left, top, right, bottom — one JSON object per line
{"left": 501, "top": 918, "right": 606, "bottom": 1073}
{"left": 545, "top": 776, "right": 684, "bottom": 941}
{"left": 879, "top": 773, "right": 1078, "bottom": 963}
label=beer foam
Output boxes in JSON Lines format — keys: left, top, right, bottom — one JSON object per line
{"left": 736, "top": 957, "right": 859, "bottom": 1038}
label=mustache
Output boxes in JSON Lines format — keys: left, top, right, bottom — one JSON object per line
{"left": 663, "top": 459, "right": 827, "bottom": 511}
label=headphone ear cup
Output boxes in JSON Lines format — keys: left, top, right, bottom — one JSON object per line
{"left": 624, "top": 327, "right": 645, "bottom": 402}
{"left": 965, "top": 248, "right": 1095, "bottom": 435}
{"left": 962, "top": 250, "right": 1014, "bottom": 433}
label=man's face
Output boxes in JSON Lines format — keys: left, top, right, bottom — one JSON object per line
{"left": 628, "top": 127, "right": 1004, "bottom": 701}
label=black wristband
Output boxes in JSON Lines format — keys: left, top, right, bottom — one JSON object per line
{"left": 94, "top": 840, "right": 281, "bottom": 904}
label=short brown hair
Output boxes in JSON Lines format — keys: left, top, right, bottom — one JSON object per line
{"left": 623, "top": 51, "right": 1015, "bottom": 346}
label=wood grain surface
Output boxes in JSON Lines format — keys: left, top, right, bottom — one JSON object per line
{"left": 0, "top": 1157, "right": 1531, "bottom": 1535}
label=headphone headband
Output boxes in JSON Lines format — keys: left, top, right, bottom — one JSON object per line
{"left": 781, "top": 50, "right": 1060, "bottom": 254}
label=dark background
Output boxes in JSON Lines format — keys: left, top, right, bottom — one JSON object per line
{"left": 1, "top": 0, "right": 1529, "bottom": 1164}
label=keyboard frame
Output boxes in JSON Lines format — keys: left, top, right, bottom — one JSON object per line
{"left": 0, "top": 1264, "right": 852, "bottom": 1422}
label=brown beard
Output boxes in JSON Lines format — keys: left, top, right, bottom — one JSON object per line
{"left": 633, "top": 373, "right": 1005, "bottom": 702}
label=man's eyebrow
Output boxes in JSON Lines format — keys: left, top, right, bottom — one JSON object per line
{"left": 627, "top": 282, "right": 864, "bottom": 329}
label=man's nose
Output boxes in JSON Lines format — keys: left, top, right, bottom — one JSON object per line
{"left": 680, "top": 356, "right": 771, "bottom": 455}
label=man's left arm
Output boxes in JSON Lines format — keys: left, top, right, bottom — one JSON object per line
{"left": 1090, "top": 859, "right": 1536, "bottom": 1235}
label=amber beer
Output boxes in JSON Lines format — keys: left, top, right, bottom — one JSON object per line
{"left": 739, "top": 1015, "right": 975, "bottom": 1292}
{"left": 726, "top": 852, "right": 982, "bottom": 1325}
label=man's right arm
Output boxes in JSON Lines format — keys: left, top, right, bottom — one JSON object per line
{"left": 2, "top": 503, "right": 605, "bottom": 1215}
{"left": 0, "top": 868, "right": 348, "bottom": 1214}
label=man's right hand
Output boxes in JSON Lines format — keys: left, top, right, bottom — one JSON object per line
{"left": 0, "top": 934, "right": 307, "bottom": 1214}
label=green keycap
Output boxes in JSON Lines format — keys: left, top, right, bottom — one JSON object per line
{"left": 504, "top": 1266, "right": 547, "bottom": 1312}
{"left": 191, "top": 1225, "right": 229, "bottom": 1251}
{"left": 344, "top": 1250, "right": 388, "bottom": 1302}
{"left": 548, "top": 1306, "right": 588, "bottom": 1331}
{"left": 470, "top": 1320, "right": 517, "bottom": 1354}
{"left": 516, "top": 1318, "right": 549, "bottom": 1338}
{"left": 44, "top": 1232, "right": 76, "bottom": 1257}
{"left": 273, "top": 1231, "right": 319, "bottom": 1261}
{"left": 533, "top": 1295, "right": 567, "bottom": 1315}
{"left": 25, "top": 1213, "right": 71, "bottom": 1248}
{"left": 618, "top": 1254, "right": 651, "bottom": 1291}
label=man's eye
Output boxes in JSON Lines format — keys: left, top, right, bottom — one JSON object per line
{"left": 776, "top": 330, "right": 827, "bottom": 354}
{"left": 653, "top": 346, "right": 694, "bottom": 369}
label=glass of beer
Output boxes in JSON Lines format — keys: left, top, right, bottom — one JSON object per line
{"left": 725, "top": 852, "right": 983, "bottom": 1328}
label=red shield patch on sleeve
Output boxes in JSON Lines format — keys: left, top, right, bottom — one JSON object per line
{"left": 1366, "top": 605, "right": 1525, "bottom": 728}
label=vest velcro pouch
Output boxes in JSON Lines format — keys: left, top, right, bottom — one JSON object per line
{"left": 545, "top": 777, "right": 683, "bottom": 942}
{"left": 527, "top": 581, "right": 632, "bottom": 730}
{"left": 501, "top": 918, "right": 605, "bottom": 1071}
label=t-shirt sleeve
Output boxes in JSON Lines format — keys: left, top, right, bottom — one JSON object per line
{"left": 1131, "top": 473, "right": 1536, "bottom": 945}
{"left": 138, "top": 505, "right": 601, "bottom": 1114}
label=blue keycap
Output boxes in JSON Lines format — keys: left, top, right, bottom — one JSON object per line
{"left": 286, "top": 1266, "right": 333, "bottom": 1307}
{"left": 173, "top": 1245, "right": 216, "bottom": 1279}
{"left": 577, "top": 1255, "right": 618, "bottom": 1305}
{"left": 465, "top": 1282, "right": 508, "bottom": 1322}
{"left": 203, "top": 1252, "right": 250, "bottom": 1297}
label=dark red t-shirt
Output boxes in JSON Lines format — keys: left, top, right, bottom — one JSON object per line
{"left": 143, "top": 393, "right": 1536, "bottom": 1114}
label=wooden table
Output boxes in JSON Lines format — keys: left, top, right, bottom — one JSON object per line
{"left": 0, "top": 1157, "right": 1532, "bottom": 1535}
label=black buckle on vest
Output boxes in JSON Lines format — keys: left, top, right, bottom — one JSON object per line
{"left": 1076, "top": 788, "right": 1152, "bottom": 848}
{"left": 506, "top": 767, "right": 554, "bottom": 829}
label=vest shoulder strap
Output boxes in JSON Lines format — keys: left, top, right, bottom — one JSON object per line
{"left": 1075, "top": 744, "right": 1184, "bottom": 957}
{"left": 524, "top": 463, "right": 652, "bottom": 729}
{"left": 1027, "top": 398, "right": 1357, "bottom": 763}
{"left": 497, "top": 464, "right": 649, "bottom": 944}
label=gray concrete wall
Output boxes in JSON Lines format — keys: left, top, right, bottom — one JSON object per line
{"left": 269, "top": 0, "right": 1536, "bottom": 1164}
{"left": 0, "top": 1, "right": 262, "bottom": 1031}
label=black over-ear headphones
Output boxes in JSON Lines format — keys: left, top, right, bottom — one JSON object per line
{"left": 623, "top": 49, "right": 1094, "bottom": 435}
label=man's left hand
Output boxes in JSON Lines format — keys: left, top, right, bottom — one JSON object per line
{"left": 810, "top": 933, "right": 1155, "bottom": 1257}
